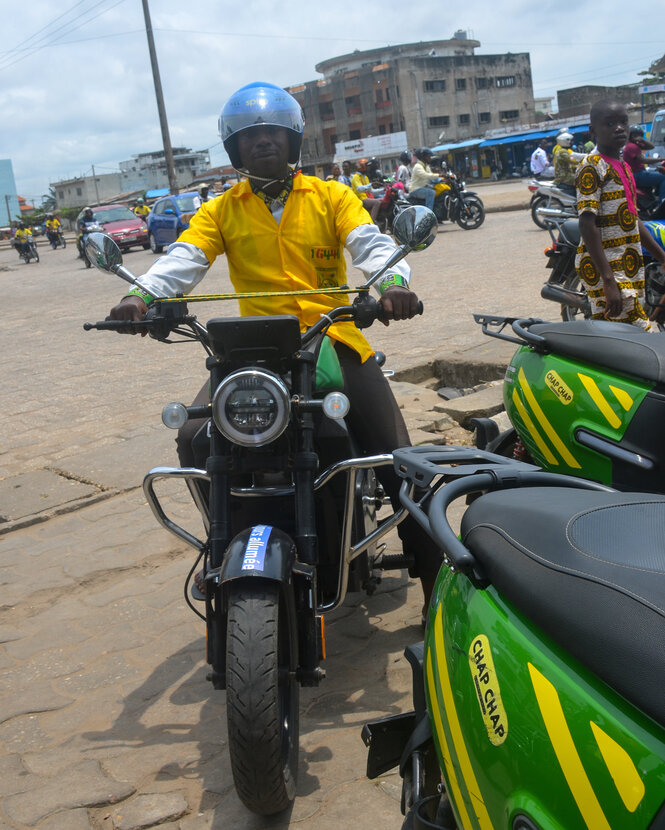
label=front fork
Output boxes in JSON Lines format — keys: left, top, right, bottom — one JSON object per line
{"left": 205, "top": 352, "right": 323, "bottom": 690}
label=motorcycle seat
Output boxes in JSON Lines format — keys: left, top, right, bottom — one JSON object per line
{"left": 530, "top": 319, "right": 665, "bottom": 385}
{"left": 462, "top": 486, "right": 665, "bottom": 726}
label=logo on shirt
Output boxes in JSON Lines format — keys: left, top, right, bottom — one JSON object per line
{"left": 310, "top": 247, "right": 340, "bottom": 261}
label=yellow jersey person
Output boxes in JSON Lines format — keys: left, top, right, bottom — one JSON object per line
{"left": 13, "top": 222, "right": 33, "bottom": 257}
{"left": 45, "top": 213, "right": 63, "bottom": 248}
{"left": 134, "top": 198, "right": 150, "bottom": 219}
{"left": 350, "top": 158, "right": 382, "bottom": 221}
{"left": 107, "top": 80, "right": 442, "bottom": 612}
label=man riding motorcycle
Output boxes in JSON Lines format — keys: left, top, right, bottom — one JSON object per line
{"left": 107, "top": 81, "right": 442, "bottom": 612}
{"left": 45, "top": 213, "right": 62, "bottom": 248}
{"left": 552, "top": 131, "right": 584, "bottom": 197}
{"left": 133, "top": 198, "right": 150, "bottom": 219}
{"left": 408, "top": 148, "right": 441, "bottom": 211}
{"left": 13, "top": 221, "right": 32, "bottom": 257}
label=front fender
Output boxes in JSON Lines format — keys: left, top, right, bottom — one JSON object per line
{"left": 220, "top": 524, "right": 296, "bottom": 584}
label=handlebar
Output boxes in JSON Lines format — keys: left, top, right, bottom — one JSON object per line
{"left": 85, "top": 293, "right": 424, "bottom": 346}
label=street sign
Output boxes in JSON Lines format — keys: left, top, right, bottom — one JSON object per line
{"left": 639, "top": 84, "right": 665, "bottom": 94}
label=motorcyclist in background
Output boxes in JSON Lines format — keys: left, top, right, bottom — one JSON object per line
{"left": 552, "top": 131, "right": 585, "bottom": 196}
{"left": 408, "top": 148, "right": 441, "bottom": 210}
{"left": 45, "top": 213, "right": 62, "bottom": 248}
{"left": 133, "top": 198, "right": 150, "bottom": 220}
{"left": 76, "top": 207, "right": 94, "bottom": 259}
{"left": 106, "top": 81, "right": 443, "bottom": 614}
{"left": 351, "top": 158, "right": 382, "bottom": 222}
{"left": 395, "top": 150, "right": 412, "bottom": 190}
{"left": 13, "top": 221, "right": 32, "bottom": 258}
{"left": 623, "top": 126, "right": 665, "bottom": 212}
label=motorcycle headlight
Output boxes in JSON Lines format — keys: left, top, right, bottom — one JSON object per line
{"left": 212, "top": 369, "right": 291, "bottom": 447}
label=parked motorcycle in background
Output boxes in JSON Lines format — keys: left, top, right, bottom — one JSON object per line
{"left": 540, "top": 218, "right": 665, "bottom": 323}
{"left": 528, "top": 178, "right": 577, "bottom": 229}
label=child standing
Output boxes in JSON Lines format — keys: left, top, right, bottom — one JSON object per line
{"left": 575, "top": 100, "right": 665, "bottom": 328}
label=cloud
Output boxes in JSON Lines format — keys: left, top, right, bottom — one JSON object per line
{"left": 0, "top": 0, "right": 660, "bottom": 201}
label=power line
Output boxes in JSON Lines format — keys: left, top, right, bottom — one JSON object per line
{"left": 0, "top": 0, "right": 129, "bottom": 72}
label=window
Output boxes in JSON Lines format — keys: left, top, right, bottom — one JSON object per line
{"left": 458, "top": 113, "right": 470, "bottom": 125}
{"left": 345, "top": 95, "right": 361, "bottom": 114}
{"left": 455, "top": 78, "right": 466, "bottom": 91}
{"left": 496, "top": 76, "right": 515, "bottom": 88}
{"left": 319, "top": 101, "right": 334, "bottom": 121}
{"left": 479, "top": 111, "right": 491, "bottom": 123}
{"left": 475, "top": 77, "right": 490, "bottom": 89}
{"left": 424, "top": 79, "right": 446, "bottom": 92}
{"left": 58, "top": 191, "right": 64, "bottom": 200}
{"left": 428, "top": 115, "right": 450, "bottom": 127}
{"left": 349, "top": 129, "right": 361, "bottom": 140}
{"left": 76, "top": 187, "right": 82, "bottom": 196}
{"left": 500, "top": 109, "right": 519, "bottom": 121}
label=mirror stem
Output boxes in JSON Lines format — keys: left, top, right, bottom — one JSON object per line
{"left": 112, "top": 265, "right": 140, "bottom": 286}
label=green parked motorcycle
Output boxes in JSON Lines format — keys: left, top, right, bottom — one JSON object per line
{"left": 472, "top": 314, "right": 665, "bottom": 494}
{"left": 363, "top": 446, "right": 665, "bottom": 829}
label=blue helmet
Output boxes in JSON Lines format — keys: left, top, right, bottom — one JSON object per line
{"left": 219, "top": 82, "right": 305, "bottom": 169}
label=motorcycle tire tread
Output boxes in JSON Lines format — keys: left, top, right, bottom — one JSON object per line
{"left": 226, "top": 582, "right": 299, "bottom": 816}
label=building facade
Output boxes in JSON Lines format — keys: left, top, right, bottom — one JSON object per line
{"left": 52, "top": 147, "right": 211, "bottom": 209}
{"left": 287, "top": 33, "right": 535, "bottom": 175}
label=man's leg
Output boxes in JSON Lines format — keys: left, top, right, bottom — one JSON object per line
{"left": 409, "top": 187, "right": 435, "bottom": 211}
{"left": 635, "top": 169, "right": 665, "bottom": 205}
{"left": 335, "top": 343, "right": 443, "bottom": 607}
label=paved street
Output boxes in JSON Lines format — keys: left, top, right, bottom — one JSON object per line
{"left": 0, "top": 185, "right": 556, "bottom": 829}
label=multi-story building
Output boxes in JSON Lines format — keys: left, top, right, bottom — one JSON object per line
{"left": 52, "top": 147, "right": 211, "bottom": 209}
{"left": 287, "top": 32, "right": 535, "bottom": 175}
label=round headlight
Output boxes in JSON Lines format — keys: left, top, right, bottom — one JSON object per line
{"left": 212, "top": 369, "right": 291, "bottom": 447}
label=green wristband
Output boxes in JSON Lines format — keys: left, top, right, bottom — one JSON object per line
{"left": 379, "top": 274, "right": 408, "bottom": 294}
{"left": 126, "top": 286, "right": 154, "bottom": 306}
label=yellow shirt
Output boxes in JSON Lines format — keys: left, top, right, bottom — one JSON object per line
{"left": 178, "top": 173, "right": 376, "bottom": 360}
{"left": 351, "top": 172, "right": 371, "bottom": 200}
{"left": 45, "top": 219, "right": 61, "bottom": 230}
{"left": 14, "top": 228, "right": 31, "bottom": 241}
{"left": 134, "top": 204, "right": 150, "bottom": 216}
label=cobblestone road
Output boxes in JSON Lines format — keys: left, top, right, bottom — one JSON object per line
{"left": 0, "top": 185, "right": 556, "bottom": 829}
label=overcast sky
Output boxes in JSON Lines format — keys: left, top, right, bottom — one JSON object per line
{"left": 2, "top": 0, "right": 663, "bottom": 204}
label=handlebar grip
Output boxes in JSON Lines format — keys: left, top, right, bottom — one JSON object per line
{"left": 83, "top": 319, "right": 150, "bottom": 331}
{"left": 416, "top": 301, "right": 424, "bottom": 315}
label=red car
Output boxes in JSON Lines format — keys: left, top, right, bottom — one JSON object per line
{"left": 77, "top": 204, "right": 149, "bottom": 252}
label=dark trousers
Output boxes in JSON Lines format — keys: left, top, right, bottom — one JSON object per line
{"left": 176, "top": 342, "right": 443, "bottom": 582}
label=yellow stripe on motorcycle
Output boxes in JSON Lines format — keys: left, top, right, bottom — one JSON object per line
{"left": 609, "top": 385, "right": 634, "bottom": 412}
{"left": 528, "top": 663, "right": 612, "bottom": 829}
{"left": 432, "top": 605, "right": 494, "bottom": 830}
{"left": 512, "top": 389, "right": 559, "bottom": 466}
{"left": 426, "top": 650, "right": 476, "bottom": 830}
{"left": 590, "top": 722, "right": 644, "bottom": 813}
{"left": 578, "top": 373, "right": 621, "bottom": 429}
{"left": 517, "top": 369, "right": 581, "bottom": 468}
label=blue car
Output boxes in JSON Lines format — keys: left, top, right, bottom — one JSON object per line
{"left": 146, "top": 192, "right": 199, "bottom": 253}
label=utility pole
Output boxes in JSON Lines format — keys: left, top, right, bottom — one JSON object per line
{"left": 141, "top": 0, "right": 178, "bottom": 194}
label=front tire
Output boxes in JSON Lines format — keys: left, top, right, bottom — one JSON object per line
{"left": 226, "top": 582, "right": 299, "bottom": 815}
{"left": 149, "top": 232, "right": 163, "bottom": 253}
{"left": 456, "top": 196, "right": 485, "bottom": 230}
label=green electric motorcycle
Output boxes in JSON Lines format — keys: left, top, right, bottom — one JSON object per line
{"left": 363, "top": 445, "right": 665, "bottom": 829}
{"left": 472, "top": 315, "right": 665, "bottom": 494}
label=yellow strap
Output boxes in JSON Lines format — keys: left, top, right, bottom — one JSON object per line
{"left": 159, "top": 286, "right": 369, "bottom": 304}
